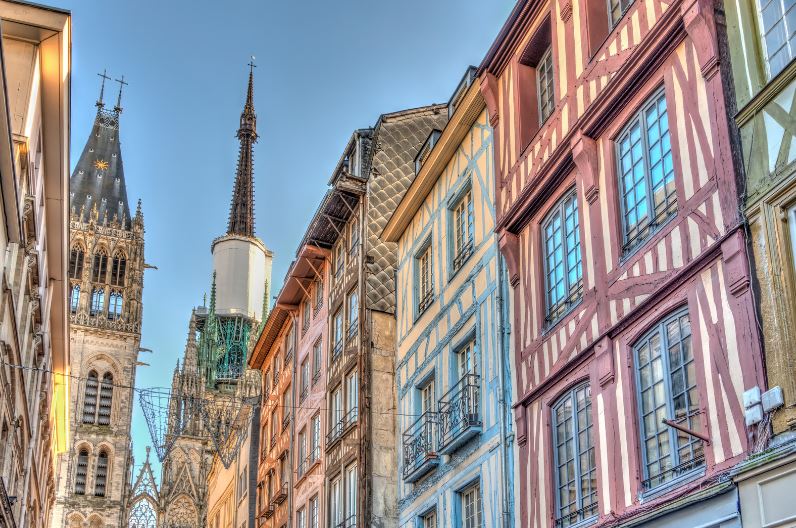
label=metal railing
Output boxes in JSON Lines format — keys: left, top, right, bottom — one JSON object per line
{"left": 282, "top": 411, "right": 291, "bottom": 430}
{"left": 347, "top": 321, "right": 358, "bottom": 340}
{"left": 332, "top": 340, "right": 343, "bottom": 360}
{"left": 272, "top": 483, "right": 288, "bottom": 505}
{"left": 417, "top": 290, "right": 434, "bottom": 315}
{"left": 641, "top": 453, "right": 705, "bottom": 491}
{"left": 402, "top": 411, "right": 439, "bottom": 480}
{"left": 438, "top": 373, "right": 481, "bottom": 450}
{"left": 554, "top": 503, "right": 599, "bottom": 528}
{"left": 452, "top": 238, "right": 474, "bottom": 272}
{"left": 326, "top": 407, "right": 358, "bottom": 446}
{"left": 334, "top": 514, "right": 357, "bottom": 528}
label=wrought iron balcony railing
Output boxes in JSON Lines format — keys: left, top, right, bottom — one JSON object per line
{"left": 554, "top": 503, "right": 599, "bottom": 528}
{"left": 438, "top": 373, "right": 481, "bottom": 453}
{"left": 272, "top": 483, "right": 288, "bottom": 505}
{"left": 326, "top": 407, "right": 358, "bottom": 447}
{"left": 332, "top": 340, "right": 343, "bottom": 360}
{"left": 285, "top": 346, "right": 294, "bottom": 363}
{"left": 347, "top": 321, "right": 358, "bottom": 340}
{"left": 282, "top": 412, "right": 291, "bottom": 430}
{"left": 452, "top": 238, "right": 474, "bottom": 272}
{"left": 334, "top": 514, "right": 357, "bottom": 528}
{"left": 417, "top": 290, "right": 434, "bottom": 315}
{"left": 402, "top": 411, "right": 439, "bottom": 482}
{"left": 641, "top": 453, "right": 705, "bottom": 492}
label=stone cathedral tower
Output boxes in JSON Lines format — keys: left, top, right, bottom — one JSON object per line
{"left": 51, "top": 76, "right": 145, "bottom": 528}
{"left": 158, "top": 65, "right": 271, "bottom": 528}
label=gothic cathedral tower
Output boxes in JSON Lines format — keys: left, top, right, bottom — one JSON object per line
{"left": 51, "top": 77, "right": 145, "bottom": 528}
{"left": 158, "top": 65, "right": 271, "bottom": 528}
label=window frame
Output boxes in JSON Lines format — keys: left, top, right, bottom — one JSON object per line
{"left": 615, "top": 88, "right": 677, "bottom": 255}
{"left": 608, "top": 0, "right": 635, "bottom": 28}
{"left": 537, "top": 46, "right": 555, "bottom": 125}
{"left": 415, "top": 239, "right": 434, "bottom": 317}
{"left": 542, "top": 188, "right": 583, "bottom": 325}
{"left": 450, "top": 183, "right": 475, "bottom": 274}
{"left": 632, "top": 308, "right": 704, "bottom": 494}
{"left": 459, "top": 482, "right": 483, "bottom": 528}
{"left": 756, "top": 0, "right": 796, "bottom": 79}
{"left": 550, "top": 383, "right": 598, "bottom": 528}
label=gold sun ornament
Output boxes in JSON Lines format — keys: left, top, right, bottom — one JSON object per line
{"left": 94, "top": 159, "right": 109, "bottom": 170}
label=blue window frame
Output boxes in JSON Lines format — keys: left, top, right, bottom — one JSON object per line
{"left": 616, "top": 89, "right": 676, "bottom": 253}
{"left": 543, "top": 189, "right": 582, "bottom": 324}
{"left": 552, "top": 383, "right": 597, "bottom": 528}
{"left": 633, "top": 309, "right": 704, "bottom": 492}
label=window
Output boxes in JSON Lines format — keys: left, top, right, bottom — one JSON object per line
{"left": 298, "top": 428, "right": 307, "bottom": 477}
{"left": 94, "top": 450, "right": 108, "bottom": 497}
{"left": 416, "top": 244, "right": 433, "bottom": 315}
{"left": 552, "top": 384, "right": 597, "bottom": 527}
{"left": 98, "top": 373, "right": 113, "bottom": 425}
{"left": 69, "top": 246, "right": 84, "bottom": 280}
{"left": 422, "top": 510, "right": 437, "bottom": 528}
{"left": 310, "top": 414, "right": 320, "bottom": 462}
{"left": 303, "top": 301, "right": 311, "bottom": 333}
{"left": 634, "top": 310, "right": 703, "bottom": 491}
{"left": 617, "top": 90, "right": 675, "bottom": 252}
{"left": 82, "top": 371, "right": 98, "bottom": 424}
{"left": 108, "top": 291, "right": 123, "bottom": 320}
{"left": 346, "top": 370, "right": 358, "bottom": 423}
{"left": 271, "top": 411, "right": 278, "bottom": 447}
{"left": 609, "top": 0, "right": 634, "bottom": 27}
{"left": 330, "top": 476, "right": 342, "bottom": 527}
{"left": 347, "top": 290, "right": 359, "bottom": 338}
{"left": 300, "top": 360, "right": 310, "bottom": 401}
{"left": 314, "top": 279, "right": 323, "bottom": 312}
{"left": 349, "top": 216, "right": 360, "bottom": 257}
{"left": 460, "top": 483, "right": 482, "bottom": 528}
{"left": 452, "top": 188, "right": 474, "bottom": 272}
{"left": 90, "top": 288, "right": 105, "bottom": 316}
{"left": 264, "top": 369, "right": 271, "bottom": 395}
{"left": 309, "top": 495, "right": 319, "bottom": 528}
{"left": 345, "top": 464, "right": 358, "bottom": 525}
{"left": 420, "top": 378, "right": 435, "bottom": 415}
{"left": 538, "top": 47, "right": 555, "bottom": 124}
{"left": 333, "top": 309, "right": 343, "bottom": 358}
{"left": 283, "top": 388, "right": 292, "bottom": 428}
{"left": 312, "top": 339, "right": 322, "bottom": 382}
{"left": 237, "top": 465, "right": 248, "bottom": 502}
{"left": 286, "top": 326, "right": 296, "bottom": 361}
{"left": 543, "top": 190, "right": 583, "bottom": 323}
{"left": 334, "top": 242, "right": 345, "bottom": 279}
{"left": 110, "top": 252, "right": 126, "bottom": 286}
{"left": 331, "top": 386, "right": 343, "bottom": 440}
{"left": 758, "top": 0, "right": 796, "bottom": 77}
{"left": 70, "top": 285, "right": 80, "bottom": 313}
{"left": 75, "top": 449, "right": 88, "bottom": 495}
{"left": 91, "top": 249, "right": 108, "bottom": 283}
{"left": 456, "top": 339, "right": 475, "bottom": 379}
{"left": 297, "top": 507, "right": 306, "bottom": 528}
{"left": 273, "top": 353, "right": 281, "bottom": 386}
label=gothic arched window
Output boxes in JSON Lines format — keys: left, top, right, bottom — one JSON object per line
{"left": 110, "top": 252, "right": 127, "bottom": 286}
{"left": 108, "top": 291, "right": 123, "bottom": 320}
{"left": 70, "top": 285, "right": 80, "bottom": 314}
{"left": 82, "top": 371, "right": 98, "bottom": 424}
{"left": 90, "top": 288, "right": 105, "bottom": 316}
{"left": 69, "top": 246, "right": 85, "bottom": 280}
{"left": 94, "top": 450, "right": 108, "bottom": 496}
{"left": 98, "top": 373, "right": 113, "bottom": 425}
{"left": 75, "top": 448, "right": 88, "bottom": 495}
{"left": 91, "top": 249, "right": 108, "bottom": 283}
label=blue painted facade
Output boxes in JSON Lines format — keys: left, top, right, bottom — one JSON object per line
{"left": 391, "top": 105, "right": 515, "bottom": 528}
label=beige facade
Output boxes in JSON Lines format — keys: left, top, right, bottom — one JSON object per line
{"left": 0, "top": 2, "right": 71, "bottom": 526}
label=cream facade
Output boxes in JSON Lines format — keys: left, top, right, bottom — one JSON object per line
{"left": 0, "top": 2, "right": 71, "bottom": 526}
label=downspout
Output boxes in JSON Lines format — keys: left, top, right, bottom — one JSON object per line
{"left": 495, "top": 253, "right": 514, "bottom": 528}
{"left": 288, "top": 313, "right": 298, "bottom": 528}
{"left": 357, "top": 194, "right": 368, "bottom": 525}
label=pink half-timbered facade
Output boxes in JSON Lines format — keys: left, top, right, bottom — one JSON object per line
{"left": 479, "top": 0, "right": 765, "bottom": 526}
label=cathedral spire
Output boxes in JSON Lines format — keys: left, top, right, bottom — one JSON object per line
{"left": 226, "top": 61, "right": 258, "bottom": 237}
{"left": 96, "top": 69, "right": 110, "bottom": 108}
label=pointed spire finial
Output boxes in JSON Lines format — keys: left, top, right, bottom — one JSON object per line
{"left": 96, "top": 69, "right": 111, "bottom": 108}
{"left": 227, "top": 63, "right": 257, "bottom": 237}
{"left": 114, "top": 75, "right": 128, "bottom": 113}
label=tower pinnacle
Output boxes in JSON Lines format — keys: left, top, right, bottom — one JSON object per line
{"left": 226, "top": 62, "right": 258, "bottom": 237}
{"left": 96, "top": 69, "right": 111, "bottom": 108}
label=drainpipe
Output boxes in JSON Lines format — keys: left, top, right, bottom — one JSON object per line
{"left": 495, "top": 253, "right": 514, "bottom": 528}
{"left": 288, "top": 312, "right": 298, "bottom": 528}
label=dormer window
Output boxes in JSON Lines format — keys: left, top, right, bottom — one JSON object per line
{"left": 415, "top": 130, "right": 442, "bottom": 174}
{"left": 448, "top": 66, "right": 477, "bottom": 118}
{"left": 517, "top": 17, "right": 554, "bottom": 146}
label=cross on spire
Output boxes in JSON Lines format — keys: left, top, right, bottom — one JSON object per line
{"left": 96, "top": 69, "right": 111, "bottom": 107}
{"left": 114, "top": 75, "right": 128, "bottom": 112}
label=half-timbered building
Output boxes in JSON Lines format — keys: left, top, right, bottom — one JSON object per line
{"left": 478, "top": 0, "right": 766, "bottom": 526}
{"left": 722, "top": 0, "right": 796, "bottom": 523}
{"left": 382, "top": 68, "right": 515, "bottom": 528}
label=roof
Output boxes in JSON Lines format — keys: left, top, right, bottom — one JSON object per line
{"left": 382, "top": 80, "right": 486, "bottom": 241}
{"left": 70, "top": 105, "right": 131, "bottom": 227}
{"left": 248, "top": 305, "right": 289, "bottom": 369}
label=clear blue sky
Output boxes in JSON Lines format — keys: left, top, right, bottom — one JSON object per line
{"left": 64, "top": 0, "right": 515, "bottom": 479}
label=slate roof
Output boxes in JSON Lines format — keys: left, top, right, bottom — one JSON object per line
{"left": 365, "top": 105, "right": 448, "bottom": 313}
{"left": 70, "top": 107, "right": 131, "bottom": 227}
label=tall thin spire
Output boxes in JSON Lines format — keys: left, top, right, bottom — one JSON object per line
{"left": 114, "top": 75, "right": 128, "bottom": 113}
{"left": 96, "top": 69, "right": 111, "bottom": 108}
{"left": 227, "top": 60, "right": 258, "bottom": 237}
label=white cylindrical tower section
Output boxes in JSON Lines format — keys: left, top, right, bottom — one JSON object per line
{"left": 211, "top": 234, "right": 272, "bottom": 321}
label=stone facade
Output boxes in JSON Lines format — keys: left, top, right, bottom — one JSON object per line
{"left": 51, "top": 78, "right": 145, "bottom": 528}
{"left": 0, "top": 2, "right": 71, "bottom": 526}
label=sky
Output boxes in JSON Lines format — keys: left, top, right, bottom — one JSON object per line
{"left": 63, "top": 0, "right": 515, "bottom": 479}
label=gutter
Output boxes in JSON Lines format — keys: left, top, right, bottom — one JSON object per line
{"left": 495, "top": 253, "right": 515, "bottom": 528}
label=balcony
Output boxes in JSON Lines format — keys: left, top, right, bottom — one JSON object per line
{"left": 402, "top": 411, "right": 439, "bottom": 482}
{"left": 273, "top": 369, "right": 281, "bottom": 387}
{"left": 452, "top": 238, "right": 474, "bottom": 272}
{"left": 282, "top": 412, "right": 291, "bottom": 431}
{"left": 285, "top": 346, "right": 294, "bottom": 363}
{"left": 270, "top": 433, "right": 277, "bottom": 449}
{"left": 641, "top": 453, "right": 705, "bottom": 492}
{"left": 272, "top": 483, "right": 288, "bottom": 505}
{"left": 332, "top": 340, "right": 343, "bottom": 360}
{"left": 417, "top": 290, "right": 434, "bottom": 315}
{"left": 326, "top": 407, "right": 358, "bottom": 447}
{"left": 300, "top": 387, "right": 308, "bottom": 402}
{"left": 438, "top": 373, "right": 481, "bottom": 454}
{"left": 261, "top": 504, "right": 275, "bottom": 519}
